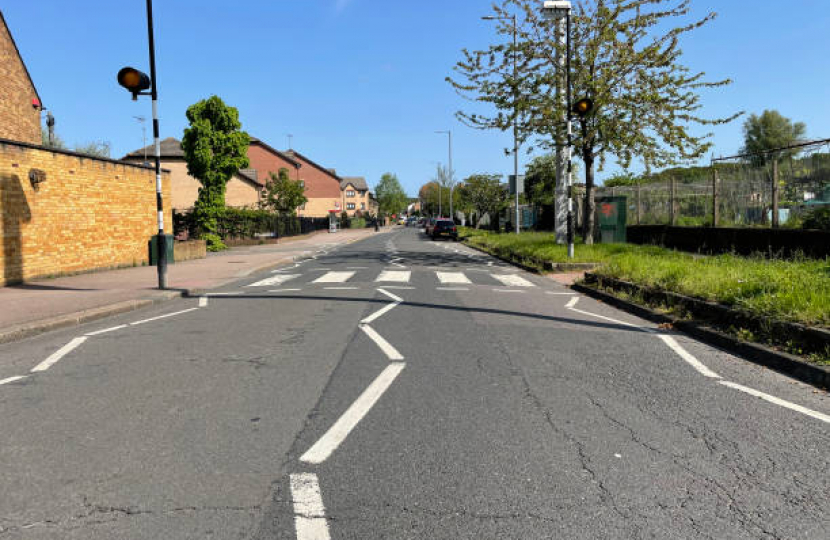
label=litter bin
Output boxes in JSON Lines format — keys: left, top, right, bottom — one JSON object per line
{"left": 149, "top": 234, "right": 175, "bottom": 265}
{"left": 596, "top": 196, "right": 627, "bottom": 243}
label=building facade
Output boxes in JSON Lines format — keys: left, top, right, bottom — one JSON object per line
{"left": 0, "top": 10, "right": 42, "bottom": 145}
{"left": 284, "top": 150, "right": 343, "bottom": 218}
{"left": 340, "top": 177, "right": 373, "bottom": 216}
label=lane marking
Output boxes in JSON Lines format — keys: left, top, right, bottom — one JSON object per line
{"left": 377, "top": 288, "right": 403, "bottom": 303}
{"left": 546, "top": 291, "right": 578, "bottom": 296}
{"left": 359, "top": 325, "right": 404, "bottom": 360}
{"left": 437, "top": 287, "right": 468, "bottom": 291}
{"left": 290, "top": 473, "right": 331, "bottom": 540}
{"left": 313, "top": 271, "right": 355, "bottom": 284}
{"left": 85, "top": 325, "right": 128, "bottom": 336}
{"left": 269, "top": 288, "right": 302, "bottom": 293}
{"left": 130, "top": 308, "right": 199, "bottom": 326}
{"left": 492, "top": 274, "right": 535, "bottom": 287}
{"left": 0, "top": 376, "right": 27, "bottom": 386}
{"left": 658, "top": 335, "right": 722, "bottom": 379}
{"left": 31, "top": 337, "right": 88, "bottom": 373}
{"left": 324, "top": 287, "right": 359, "bottom": 290}
{"left": 347, "top": 266, "right": 368, "bottom": 269}
{"left": 300, "top": 363, "right": 406, "bottom": 464}
{"left": 568, "top": 306, "right": 643, "bottom": 329}
{"left": 376, "top": 270, "right": 411, "bottom": 283}
{"left": 361, "top": 301, "right": 401, "bottom": 325}
{"left": 493, "top": 289, "right": 526, "bottom": 293}
{"left": 566, "top": 296, "right": 579, "bottom": 308}
{"left": 436, "top": 271, "right": 471, "bottom": 284}
{"left": 249, "top": 274, "right": 301, "bottom": 287}
{"left": 720, "top": 381, "right": 830, "bottom": 424}
{"left": 381, "top": 286, "right": 415, "bottom": 290}
{"left": 205, "top": 291, "right": 244, "bottom": 296}
{"left": 199, "top": 296, "right": 208, "bottom": 307}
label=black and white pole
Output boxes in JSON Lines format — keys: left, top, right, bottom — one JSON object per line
{"left": 146, "top": 0, "right": 167, "bottom": 289}
{"left": 565, "top": 10, "right": 574, "bottom": 259}
{"left": 448, "top": 130, "right": 453, "bottom": 221}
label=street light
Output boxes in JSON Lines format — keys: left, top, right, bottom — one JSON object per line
{"left": 117, "top": 0, "right": 167, "bottom": 289}
{"left": 542, "top": 0, "right": 575, "bottom": 258}
{"left": 435, "top": 130, "right": 453, "bottom": 219}
{"left": 482, "top": 13, "right": 520, "bottom": 234}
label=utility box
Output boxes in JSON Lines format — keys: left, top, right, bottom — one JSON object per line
{"left": 596, "top": 196, "right": 627, "bottom": 243}
{"left": 149, "top": 234, "right": 175, "bottom": 265}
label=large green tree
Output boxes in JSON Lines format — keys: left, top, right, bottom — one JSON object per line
{"left": 419, "top": 181, "right": 441, "bottom": 216}
{"left": 182, "top": 95, "right": 250, "bottom": 250}
{"left": 741, "top": 110, "right": 806, "bottom": 165}
{"left": 375, "top": 173, "right": 408, "bottom": 216}
{"left": 462, "top": 174, "right": 507, "bottom": 229}
{"left": 262, "top": 168, "right": 307, "bottom": 215}
{"left": 449, "top": 0, "right": 739, "bottom": 243}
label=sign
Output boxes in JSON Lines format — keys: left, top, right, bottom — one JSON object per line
{"left": 508, "top": 174, "right": 525, "bottom": 195}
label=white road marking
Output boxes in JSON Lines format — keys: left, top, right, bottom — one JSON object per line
{"left": 269, "top": 288, "right": 302, "bottom": 293}
{"left": 493, "top": 289, "right": 525, "bottom": 293}
{"left": 566, "top": 296, "right": 579, "bottom": 308}
{"left": 300, "top": 363, "right": 406, "bottom": 464}
{"left": 720, "top": 381, "right": 830, "bottom": 424}
{"left": 31, "top": 337, "right": 88, "bottom": 373}
{"left": 568, "top": 306, "right": 643, "bottom": 329}
{"left": 324, "top": 287, "right": 359, "bottom": 290}
{"left": 491, "top": 274, "right": 535, "bottom": 287}
{"left": 546, "top": 291, "right": 578, "bottom": 296}
{"left": 85, "top": 325, "right": 128, "bottom": 336}
{"left": 381, "top": 286, "right": 415, "bottom": 290}
{"left": 376, "top": 270, "right": 411, "bottom": 283}
{"left": 249, "top": 274, "right": 301, "bottom": 287}
{"left": 362, "top": 301, "right": 401, "bottom": 325}
{"left": 377, "top": 288, "right": 403, "bottom": 303}
{"left": 436, "top": 271, "right": 471, "bottom": 284}
{"left": 359, "top": 324, "right": 404, "bottom": 360}
{"left": 290, "top": 473, "right": 331, "bottom": 540}
{"left": 130, "top": 308, "right": 199, "bottom": 326}
{"left": 205, "top": 292, "right": 244, "bottom": 296}
{"left": 347, "top": 266, "right": 368, "bottom": 269}
{"left": 0, "top": 376, "right": 27, "bottom": 386}
{"left": 437, "top": 287, "right": 468, "bottom": 291}
{"left": 199, "top": 296, "right": 208, "bottom": 307}
{"left": 658, "top": 335, "right": 722, "bottom": 379}
{"left": 313, "top": 271, "right": 355, "bottom": 283}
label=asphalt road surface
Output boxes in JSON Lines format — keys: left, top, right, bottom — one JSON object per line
{"left": 1, "top": 228, "right": 828, "bottom": 539}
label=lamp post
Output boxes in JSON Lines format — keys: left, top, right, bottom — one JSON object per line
{"left": 435, "top": 130, "right": 453, "bottom": 219}
{"left": 482, "top": 14, "right": 520, "bottom": 234}
{"left": 542, "top": 1, "right": 574, "bottom": 258}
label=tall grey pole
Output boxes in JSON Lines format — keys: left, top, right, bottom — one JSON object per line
{"left": 565, "top": 11, "right": 574, "bottom": 258}
{"left": 146, "top": 0, "right": 167, "bottom": 289}
{"left": 554, "top": 14, "right": 568, "bottom": 244}
{"left": 448, "top": 130, "right": 453, "bottom": 221}
{"left": 512, "top": 15, "right": 520, "bottom": 234}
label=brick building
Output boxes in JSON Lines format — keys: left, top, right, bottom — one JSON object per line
{"left": 246, "top": 136, "right": 302, "bottom": 188}
{"left": 340, "top": 177, "right": 374, "bottom": 216}
{"left": 0, "top": 9, "right": 42, "bottom": 145}
{"left": 284, "top": 150, "right": 343, "bottom": 218}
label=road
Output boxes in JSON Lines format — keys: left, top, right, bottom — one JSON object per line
{"left": 1, "top": 227, "right": 828, "bottom": 539}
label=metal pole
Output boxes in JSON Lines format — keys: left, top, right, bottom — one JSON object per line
{"left": 565, "top": 11, "right": 574, "bottom": 259}
{"left": 771, "top": 158, "right": 780, "bottom": 228}
{"left": 448, "top": 130, "right": 453, "bottom": 221}
{"left": 513, "top": 15, "right": 520, "bottom": 234}
{"left": 146, "top": 0, "right": 167, "bottom": 289}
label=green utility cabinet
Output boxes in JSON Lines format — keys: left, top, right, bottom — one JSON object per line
{"left": 149, "top": 234, "right": 175, "bottom": 265}
{"left": 596, "top": 196, "right": 627, "bottom": 243}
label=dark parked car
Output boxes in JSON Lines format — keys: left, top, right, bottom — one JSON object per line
{"left": 430, "top": 219, "right": 458, "bottom": 241}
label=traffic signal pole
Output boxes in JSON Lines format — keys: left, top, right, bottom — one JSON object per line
{"left": 565, "top": 10, "right": 574, "bottom": 259}
{"left": 146, "top": 0, "right": 167, "bottom": 289}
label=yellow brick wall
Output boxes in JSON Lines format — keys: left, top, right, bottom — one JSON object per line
{"left": 0, "top": 14, "right": 41, "bottom": 145}
{"left": 0, "top": 141, "right": 172, "bottom": 285}
{"left": 298, "top": 197, "right": 340, "bottom": 218}
{"left": 225, "top": 175, "right": 261, "bottom": 209}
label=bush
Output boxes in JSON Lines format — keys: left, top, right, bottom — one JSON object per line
{"left": 802, "top": 206, "right": 830, "bottom": 231}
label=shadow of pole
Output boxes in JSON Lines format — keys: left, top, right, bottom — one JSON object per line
{"left": 1, "top": 174, "right": 32, "bottom": 286}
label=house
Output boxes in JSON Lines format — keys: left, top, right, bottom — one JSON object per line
{"left": 340, "top": 176, "right": 373, "bottom": 216}
{"left": 0, "top": 9, "right": 42, "bottom": 145}
{"left": 122, "top": 137, "right": 262, "bottom": 211}
{"left": 247, "top": 136, "right": 303, "bottom": 187}
{"left": 283, "top": 150, "right": 343, "bottom": 218}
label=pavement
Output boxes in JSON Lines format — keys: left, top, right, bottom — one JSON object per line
{"left": 1, "top": 227, "right": 829, "bottom": 539}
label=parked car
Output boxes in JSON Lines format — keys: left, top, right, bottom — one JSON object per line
{"left": 430, "top": 219, "right": 458, "bottom": 241}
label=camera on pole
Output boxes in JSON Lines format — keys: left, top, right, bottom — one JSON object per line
{"left": 117, "top": 67, "right": 152, "bottom": 101}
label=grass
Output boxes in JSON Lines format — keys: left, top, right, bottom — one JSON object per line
{"left": 460, "top": 227, "right": 830, "bottom": 329}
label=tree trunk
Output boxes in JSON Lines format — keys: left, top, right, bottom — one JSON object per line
{"left": 582, "top": 150, "right": 596, "bottom": 244}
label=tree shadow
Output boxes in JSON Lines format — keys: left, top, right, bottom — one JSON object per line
{"left": 1, "top": 174, "right": 31, "bottom": 286}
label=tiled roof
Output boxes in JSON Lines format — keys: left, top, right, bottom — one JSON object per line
{"left": 341, "top": 176, "right": 368, "bottom": 191}
{"left": 237, "top": 168, "right": 259, "bottom": 185}
{"left": 123, "top": 137, "right": 184, "bottom": 159}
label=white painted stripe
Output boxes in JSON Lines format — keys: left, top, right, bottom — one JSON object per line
{"left": 658, "top": 335, "right": 722, "bottom": 379}
{"left": 313, "top": 271, "right": 355, "bottom": 283}
{"left": 359, "top": 324, "right": 404, "bottom": 360}
{"left": 85, "top": 324, "right": 128, "bottom": 336}
{"left": 268, "top": 288, "right": 302, "bottom": 292}
{"left": 492, "top": 274, "right": 535, "bottom": 287}
{"left": 347, "top": 266, "right": 368, "bottom": 269}
{"left": 436, "top": 272, "right": 471, "bottom": 284}
{"left": 568, "top": 306, "right": 643, "bottom": 329}
{"left": 290, "top": 473, "right": 331, "bottom": 540}
{"left": 300, "top": 363, "right": 406, "bottom": 464}
{"left": 130, "top": 308, "right": 199, "bottom": 326}
{"left": 376, "top": 270, "right": 411, "bottom": 283}
{"left": 0, "top": 376, "right": 27, "bottom": 386}
{"left": 437, "top": 287, "right": 468, "bottom": 291}
{"left": 362, "top": 302, "right": 401, "bottom": 325}
{"left": 206, "top": 292, "right": 244, "bottom": 296}
{"left": 324, "top": 287, "right": 358, "bottom": 290}
{"left": 248, "top": 274, "right": 301, "bottom": 287}
{"left": 381, "top": 286, "right": 415, "bottom": 290}
{"left": 493, "top": 289, "right": 526, "bottom": 293}
{"left": 377, "top": 288, "right": 403, "bottom": 303}
{"left": 31, "top": 337, "right": 88, "bottom": 373}
{"left": 566, "top": 296, "right": 579, "bottom": 308}
{"left": 198, "top": 296, "right": 208, "bottom": 307}
{"left": 546, "top": 291, "right": 578, "bottom": 296}
{"left": 719, "top": 381, "right": 830, "bottom": 424}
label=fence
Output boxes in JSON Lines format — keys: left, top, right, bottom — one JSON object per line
{"left": 592, "top": 139, "right": 830, "bottom": 228}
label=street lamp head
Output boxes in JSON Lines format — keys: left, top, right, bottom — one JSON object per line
{"left": 542, "top": 0, "right": 572, "bottom": 19}
{"left": 117, "top": 67, "right": 151, "bottom": 100}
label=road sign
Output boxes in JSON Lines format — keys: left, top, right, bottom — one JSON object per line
{"left": 509, "top": 174, "right": 525, "bottom": 195}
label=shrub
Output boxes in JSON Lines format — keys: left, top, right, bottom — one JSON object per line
{"left": 802, "top": 206, "right": 830, "bottom": 231}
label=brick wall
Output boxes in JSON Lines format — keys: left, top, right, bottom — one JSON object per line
{"left": 289, "top": 153, "right": 343, "bottom": 218}
{"left": 0, "top": 139, "right": 172, "bottom": 285}
{"left": 341, "top": 184, "right": 373, "bottom": 216}
{"left": 247, "top": 143, "right": 300, "bottom": 184}
{"left": 0, "top": 12, "right": 41, "bottom": 145}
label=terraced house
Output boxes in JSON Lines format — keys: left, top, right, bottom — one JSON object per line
{"left": 340, "top": 176, "right": 376, "bottom": 216}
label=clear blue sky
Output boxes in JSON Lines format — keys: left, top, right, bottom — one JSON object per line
{"left": 6, "top": 1, "right": 830, "bottom": 195}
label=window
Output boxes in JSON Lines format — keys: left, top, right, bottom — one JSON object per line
{"left": 361, "top": 202, "right": 366, "bottom": 210}
{"left": 346, "top": 190, "right": 355, "bottom": 197}
{"left": 347, "top": 203, "right": 356, "bottom": 210}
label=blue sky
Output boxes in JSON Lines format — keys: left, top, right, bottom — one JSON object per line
{"left": 5, "top": 1, "right": 830, "bottom": 195}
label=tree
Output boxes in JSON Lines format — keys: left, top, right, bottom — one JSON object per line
{"left": 41, "top": 128, "right": 66, "bottom": 149}
{"left": 741, "top": 110, "right": 806, "bottom": 165}
{"left": 182, "top": 96, "right": 250, "bottom": 250}
{"left": 602, "top": 173, "right": 638, "bottom": 187}
{"left": 262, "top": 168, "right": 307, "bottom": 215}
{"left": 418, "top": 181, "right": 441, "bottom": 215}
{"left": 462, "top": 174, "right": 507, "bottom": 229}
{"left": 74, "top": 141, "right": 111, "bottom": 158}
{"left": 375, "top": 173, "right": 408, "bottom": 216}
{"left": 448, "top": 0, "right": 740, "bottom": 243}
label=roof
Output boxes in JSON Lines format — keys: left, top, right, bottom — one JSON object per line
{"left": 285, "top": 149, "right": 342, "bottom": 181}
{"left": 341, "top": 176, "right": 368, "bottom": 191}
{"left": 0, "top": 9, "right": 43, "bottom": 108}
{"left": 123, "top": 137, "right": 185, "bottom": 159}
{"left": 237, "top": 168, "right": 258, "bottom": 186}
{"left": 249, "top": 137, "right": 301, "bottom": 168}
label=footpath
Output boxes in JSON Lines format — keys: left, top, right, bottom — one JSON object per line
{"left": 0, "top": 228, "right": 381, "bottom": 343}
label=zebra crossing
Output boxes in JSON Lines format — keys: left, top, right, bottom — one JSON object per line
{"left": 247, "top": 269, "right": 537, "bottom": 288}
